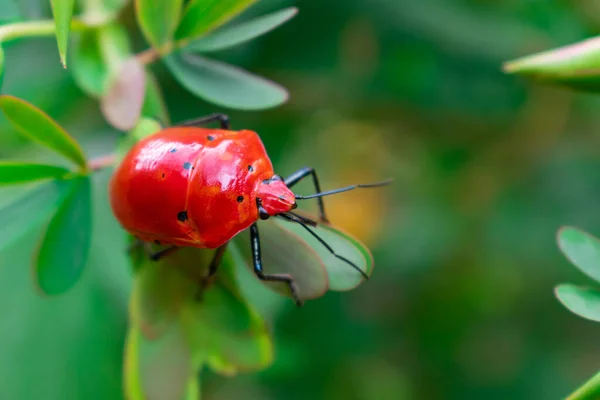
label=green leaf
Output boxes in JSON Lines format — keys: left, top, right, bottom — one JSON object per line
{"left": 0, "top": 162, "right": 70, "bottom": 186}
{"left": 232, "top": 219, "right": 329, "bottom": 300}
{"left": 50, "top": 0, "right": 76, "bottom": 68}
{"left": 100, "top": 57, "right": 146, "bottom": 130}
{"left": 164, "top": 53, "right": 288, "bottom": 110}
{"left": 181, "top": 251, "right": 273, "bottom": 374}
{"left": 0, "top": 0, "right": 20, "bottom": 24}
{"left": 175, "top": 0, "right": 257, "bottom": 42}
{"left": 129, "top": 246, "right": 199, "bottom": 339}
{"left": 0, "top": 180, "right": 72, "bottom": 251}
{"left": 125, "top": 321, "right": 193, "bottom": 400}
{"left": 0, "top": 95, "right": 87, "bottom": 169}
{"left": 503, "top": 36, "right": 600, "bottom": 92}
{"left": 555, "top": 284, "right": 600, "bottom": 322}
{"left": 0, "top": 169, "right": 129, "bottom": 400}
{"left": 183, "top": 7, "right": 298, "bottom": 53}
{"left": 35, "top": 175, "right": 92, "bottom": 295}
{"left": 135, "top": 0, "right": 184, "bottom": 48}
{"left": 0, "top": 46, "right": 4, "bottom": 91}
{"left": 557, "top": 226, "right": 600, "bottom": 283}
{"left": 276, "top": 212, "right": 374, "bottom": 291}
{"left": 71, "top": 24, "right": 132, "bottom": 97}
{"left": 183, "top": 375, "right": 200, "bottom": 400}
{"left": 566, "top": 370, "right": 600, "bottom": 400}
{"left": 142, "top": 73, "right": 170, "bottom": 124}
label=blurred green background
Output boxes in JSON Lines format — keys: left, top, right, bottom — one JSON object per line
{"left": 3, "top": 0, "right": 600, "bottom": 399}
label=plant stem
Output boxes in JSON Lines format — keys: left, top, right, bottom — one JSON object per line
{"left": 89, "top": 153, "right": 116, "bottom": 171}
{"left": 136, "top": 42, "right": 175, "bottom": 65}
{"left": 0, "top": 19, "right": 87, "bottom": 43}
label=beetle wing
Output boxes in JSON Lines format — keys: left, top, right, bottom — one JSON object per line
{"left": 232, "top": 219, "right": 329, "bottom": 300}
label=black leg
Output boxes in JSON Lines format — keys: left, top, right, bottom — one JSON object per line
{"left": 207, "top": 244, "right": 227, "bottom": 277}
{"left": 284, "top": 167, "right": 328, "bottom": 223}
{"left": 250, "top": 223, "right": 303, "bottom": 307}
{"left": 147, "top": 244, "right": 178, "bottom": 261}
{"left": 195, "top": 244, "right": 228, "bottom": 301}
{"left": 127, "top": 238, "right": 178, "bottom": 261}
{"left": 174, "top": 113, "right": 230, "bottom": 130}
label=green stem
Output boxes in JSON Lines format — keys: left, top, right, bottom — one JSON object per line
{"left": 0, "top": 19, "right": 87, "bottom": 43}
{"left": 567, "top": 370, "right": 600, "bottom": 400}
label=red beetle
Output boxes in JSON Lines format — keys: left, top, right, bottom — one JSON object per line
{"left": 109, "top": 114, "right": 390, "bottom": 306}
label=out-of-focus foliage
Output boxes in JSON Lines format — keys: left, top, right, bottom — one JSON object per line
{"left": 3, "top": 0, "right": 600, "bottom": 399}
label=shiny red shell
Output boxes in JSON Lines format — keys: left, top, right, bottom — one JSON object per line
{"left": 109, "top": 127, "right": 295, "bottom": 249}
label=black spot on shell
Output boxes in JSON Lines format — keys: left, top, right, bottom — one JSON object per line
{"left": 183, "top": 162, "right": 192, "bottom": 170}
{"left": 154, "top": 240, "right": 161, "bottom": 245}
{"left": 207, "top": 135, "right": 215, "bottom": 141}
{"left": 169, "top": 148, "right": 177, "bottom": 153}
{"left": 161, "top": 173, "right": 165, "bottom": 178}
{"left": 177, "top": 211, "right": 188, "bottom": 222}
{"left": 247, "top": 165, "right": 254, "bottom": 172}
{"left": 237, "top": 195, "right": 244, "bottom": 202}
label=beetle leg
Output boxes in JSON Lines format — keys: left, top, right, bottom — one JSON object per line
{"left": 250, "top": 223, "right": 303, "bottom": 307}
{"left": 194, "top": 244, "right": 229, "bottom": 302}
{"left": 146, "top": 244, "right": 178, "bottom": 261}
{"left": 207, "top": 243, "right": 228, "bottom": 277}
{"left": 284, "top": 167, "right": 329, "bottom": 223}
{"left": 174, "top": 113, "right": 230, "bottom": 130}
{"left": 127, "top": 238, "right": 143, "bottom": 253}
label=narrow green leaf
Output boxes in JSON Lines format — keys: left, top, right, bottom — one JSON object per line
{"left": 35, "top": 175, "right": 92, "bottom": 295}
{"left": 164, "top": 53, "right": 288, "bottom": 110}
{"left": 0, "top": 180, "right": 72, "bottom": 251}
{"left": 71, "top": 24, "right": 132, "bottom": 97}
{"left": 503, "top": 36, "right": 600, "bottom": 92}
{"left": 0, "top": 162, "right": 70, "bottom": 186}
{"left": 183, "top": 7, "right": 298, "bottom": 53}
{"left": 100, "top": 57, "right": 146, "bottom": 130}
{"left": 50, "top": 0, "right": 76, "bottom": 68}
{"left": 276, "top": 211, "right": 374, "bottom": 291}
{"left": 124, "top": 321, "right": 193, "bottom": 400}
{"left": 566, "top": 370, "right": 600, "bottom": 400}
{"left": 232, "top": 219, "right": 329, "bottom": 300}
{"left": 0, "top": 95, "right": 87, "bottom": 169}
{"left": 555, "top": 284, "right": 600, "bottom": 322}
{"left": 142, "top": 73, "right": 170, "bottom": 124}
{"left": 557, "top": 226, "right": 600, "bottom": 283}
{"left": 175, "top": 0, "right": 257, "bottom": 42}
{"left": 135, "top": 0, "right": 184, "bottom": 48}
{"left": 181, "top": 252, "right": 273, "bottom": 375}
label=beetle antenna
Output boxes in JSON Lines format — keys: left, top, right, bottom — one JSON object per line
{"left": 294, "top": 178, "right": 393, "bottom": 200}
{"left": 278, "top": 213, "right": 369, "bottom": 280}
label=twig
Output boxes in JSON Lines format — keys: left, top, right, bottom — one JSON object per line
{"left": 88, "top": 153, "right": 116, "bottom": 171}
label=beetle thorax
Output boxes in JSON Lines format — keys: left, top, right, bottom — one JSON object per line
{"left": 257, "top": 179, "right": 296, "bottom": 216}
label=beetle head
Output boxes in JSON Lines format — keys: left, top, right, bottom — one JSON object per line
{"left": 256, "top": 175, "right": 296, "bottom": 219}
